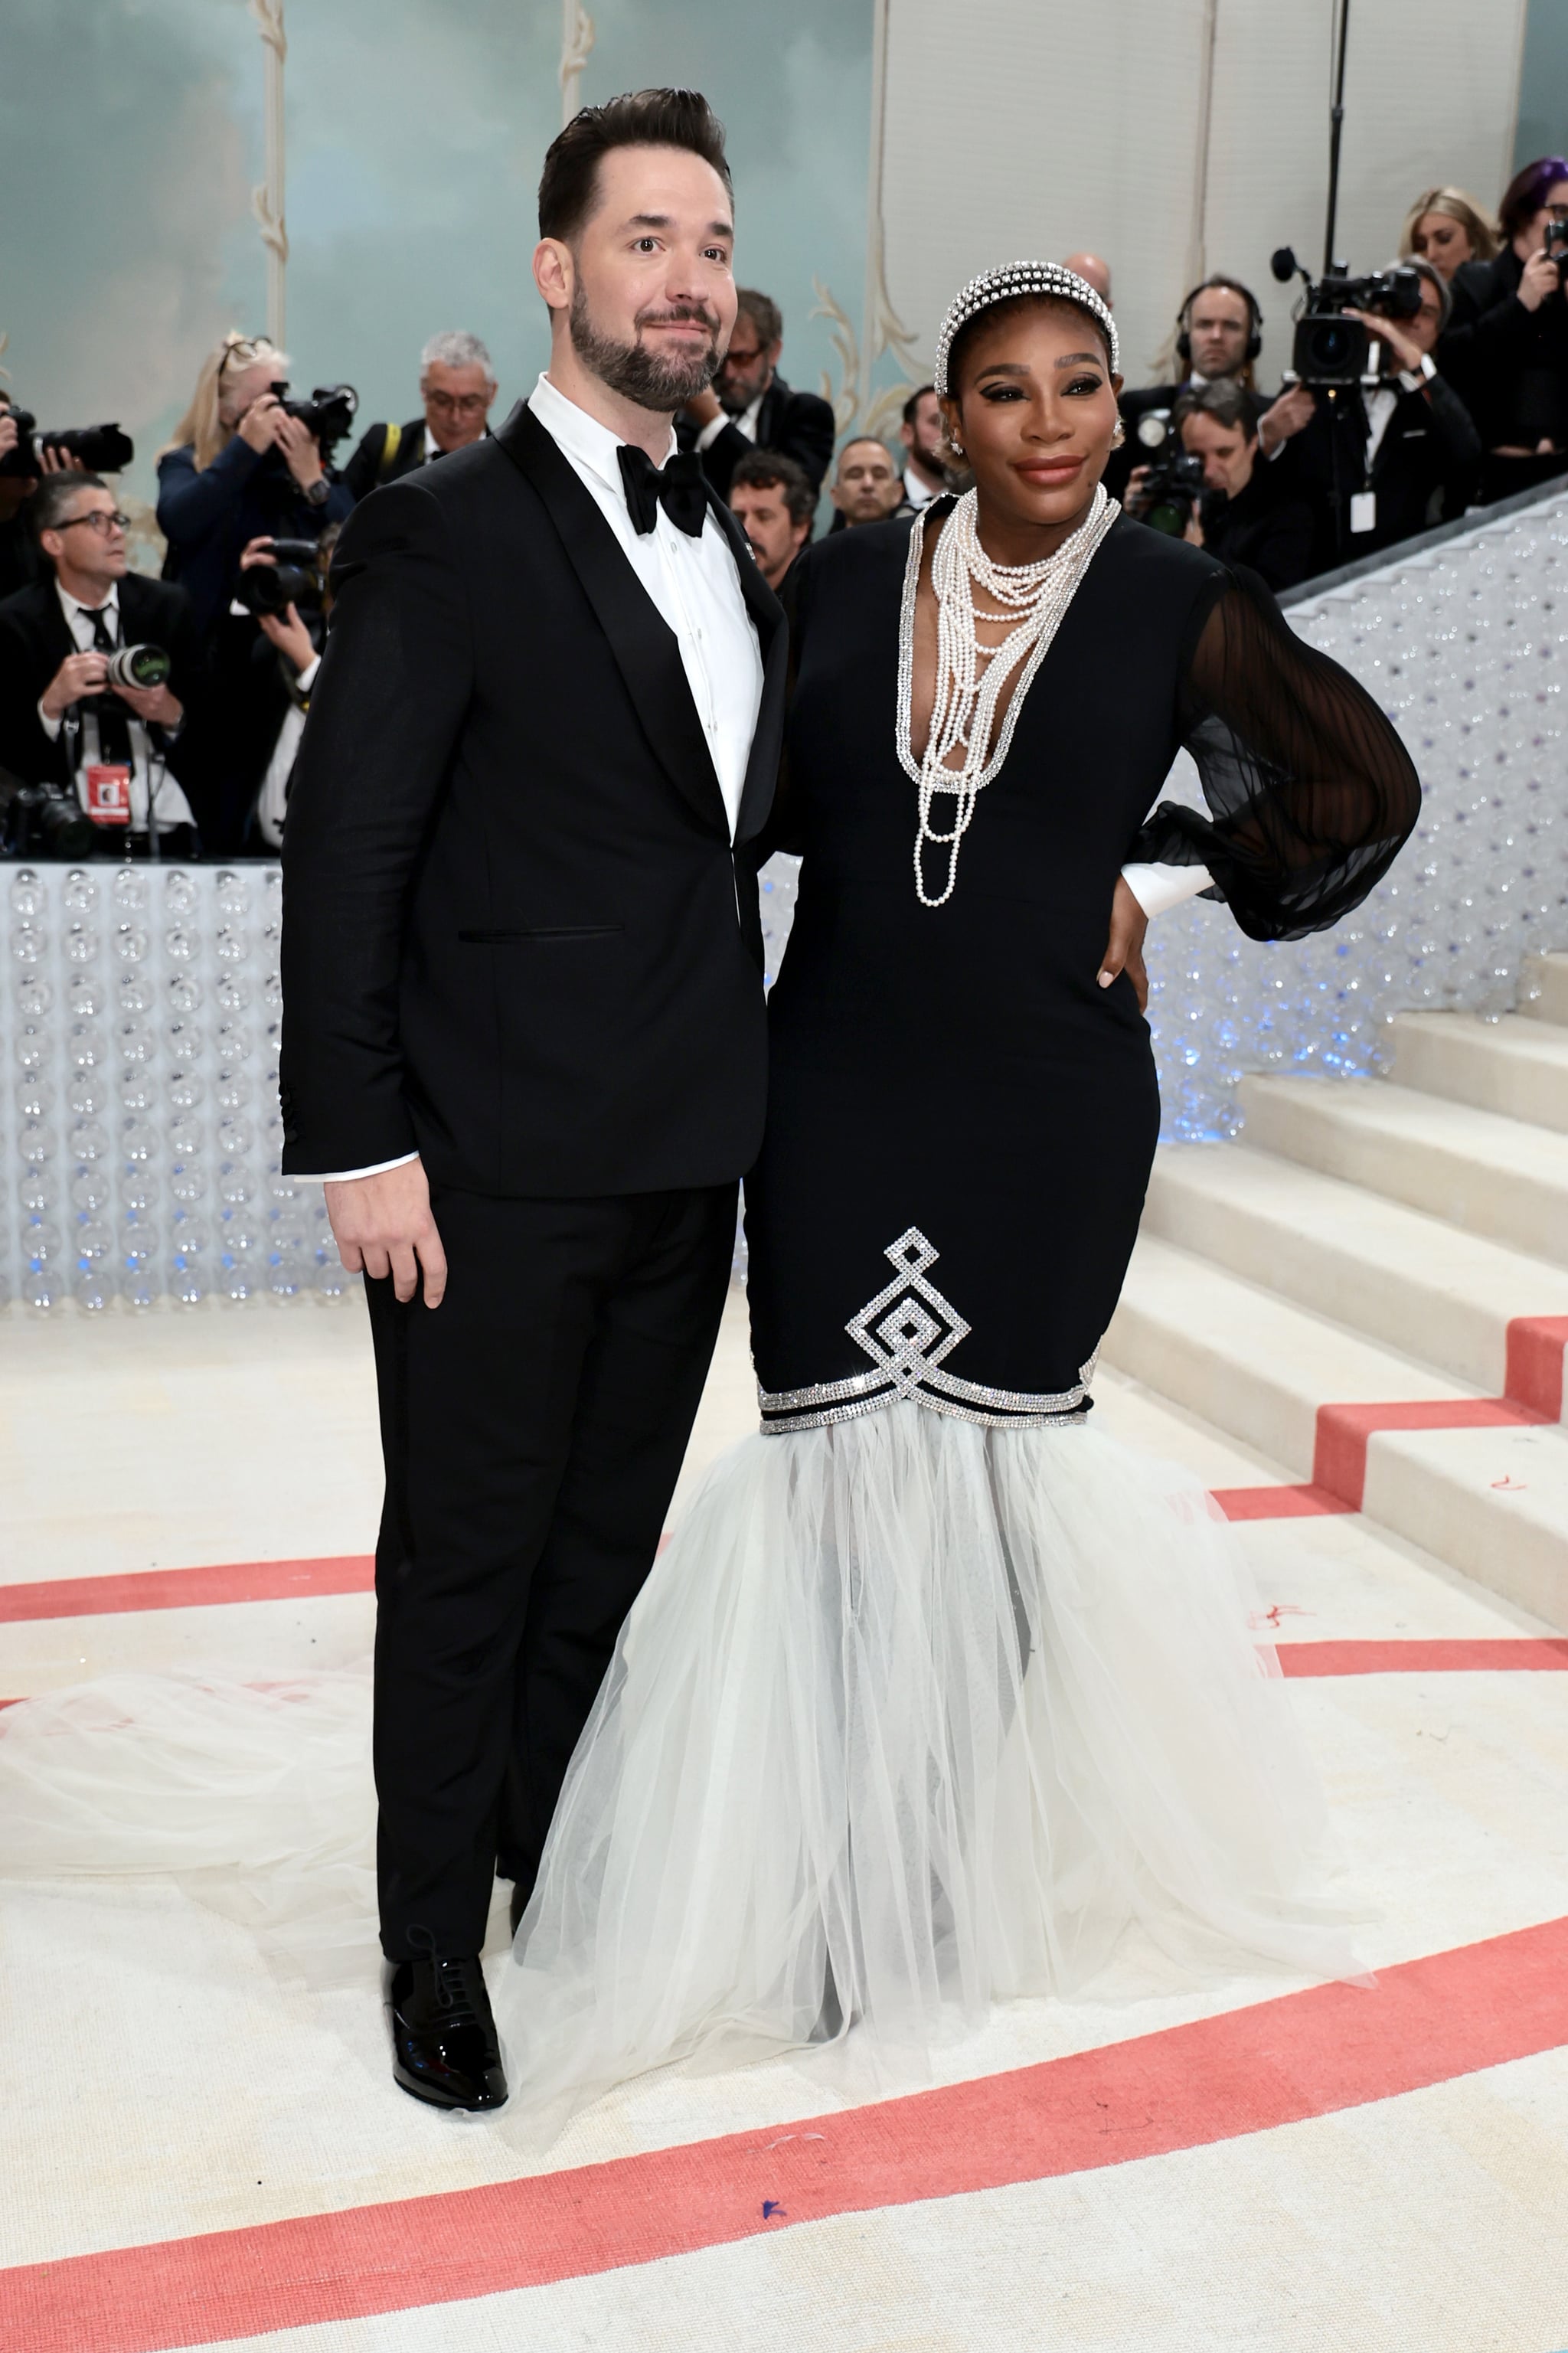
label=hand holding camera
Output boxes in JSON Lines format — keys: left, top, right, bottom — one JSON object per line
{"left": 40, "top": 642, "right": 180, "bottom": 729}
{"left": 40, "top": 648, "right": 109, "bottom": 721}
{"left": 239, "top": 537, "right": 318, "bottom": 674}
{"left": 236, "top": 391, "right": 321, "bottom": 490}
{"left": 1517, "top": 242, "right": 1563, "bottom": 315}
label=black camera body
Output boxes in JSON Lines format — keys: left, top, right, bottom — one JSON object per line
{"left": 233, "top": 538, "right": 323, "bottom": 619}
{"left": 267, "top": 381, "right": 359, "bottom": 457}
{"left": 0, "top": 765, "right": 97, "bottom": 858}
{"left": 1139, "top": 448, "right": 1208, "bottom": 537}
{"left": 1271, "top": 247, "right": 1423, "bottom": 390}
{"left": 1546, "top": 221, "right": 1568, "bottom": 279}
{"left": 0, "top": 411, "right": 136, "bottom": 480}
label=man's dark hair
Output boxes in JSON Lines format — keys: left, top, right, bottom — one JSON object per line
{"left": 730, "top": 447, "right": 815, "bottom": 528}
{"left": 902, "top": 383, "right": 936, "bottom": 426}
{"left": 538, "top": 87, "right": 732, "bottom": 243}
{"left": 1173, "top": 378, "right": 1257, "bottom": 440}
{"left": 33, "top": 471, "right": 108, "bottom": 536}
{"left": 734, "top": 289, "right": 782, "bottom": 349}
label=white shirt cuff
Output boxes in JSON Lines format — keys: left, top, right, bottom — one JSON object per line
{"left": 694, "top": 413, "right": 728, "bottom": 453}
{"left": 296, "top": 653, "right": 322, "bottom": 692}
{"left": 38, "top": 700, "right": 62, "bottom": 742}
{"left": 1120, "top": 861, "right": 1214, "bottom": 917}
{"left": 294, "top": 1152, "right": 420, "bottom": 1183}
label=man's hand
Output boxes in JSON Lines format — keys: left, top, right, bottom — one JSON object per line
{"left": 1122, "top": 461, "right": 1152, "bottom": 516}
{"left": 325, "top": 1157, "right": 447, "bottom": 1306}
{"left": 1098, "top": 873, "right": 1150, "bottom": 1012}
{"left": 41, "top": 648, "right": 109, "bottom": 720}
{"left": 273, "top": 409, "right": 325, "bottom": 492}
{"left": 1517, "top": 247, "right": 1561, "bottom": 313}
{"left": 1257, "top": 384, "right": 1315, "bottom": 455}
{"left": 1345, "top": 307, "right": 1425, "bottom": 376}
{"left": 113, "top": 680, "right": 183, "bottom": 728}
{"left": 37, "top": 443, "right": 87, "bottom": 475}
{"left": 259, "top": 600, "right": 316, "bottom": 674}
{"left": 0, "top": 413, "right": 18, "bottom": 466}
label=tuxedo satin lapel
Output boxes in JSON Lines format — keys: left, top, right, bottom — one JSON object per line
{"left": 497, "top": 404, "right": 728, "bottom": 838}
{"left": 707, "top": 494, "right": 786, "bottom": 848}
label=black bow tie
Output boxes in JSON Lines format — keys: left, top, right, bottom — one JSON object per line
{"left": 617, "top": 444, "right": 708, "bottom": 538}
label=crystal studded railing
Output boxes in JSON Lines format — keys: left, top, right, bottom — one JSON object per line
{"left": 6, "top": 489, "right": 1566, "bottom": 1309}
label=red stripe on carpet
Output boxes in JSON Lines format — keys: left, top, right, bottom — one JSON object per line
{"left": 1506, "top": 1313, "right": 1568, "bottom": 1422}
{"left": 1278, "top": 1636, "right": 1568, "bottom": 1676}
{"left": 1212, "top": 1482, "right": 1355, "bottom": 1520}
{"left": 5, "top": 1915, "right": 1567, "bottom": 2353}
{"left": 1313, "top": 1396, "right": 1544, "bottom": 1512}
{"left": 0, "top": 1557, "right": 374, "bottom": 1624}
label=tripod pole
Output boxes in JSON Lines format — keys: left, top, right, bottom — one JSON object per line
{"left": 1323, "top": 0, "right": 1352, "bottom": 276}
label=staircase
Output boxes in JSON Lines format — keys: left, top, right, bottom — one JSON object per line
{"left": 1106, "top": 953, "right": 1568, "bottom": 1632}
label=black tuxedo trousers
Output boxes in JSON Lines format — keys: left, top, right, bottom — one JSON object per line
{"left": 368, "top": 1179, "right": 736, "bottom": 1956}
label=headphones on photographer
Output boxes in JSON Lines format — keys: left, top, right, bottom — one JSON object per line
{"left": 1175, "top": 278, "right": 1264, "bottom": 366}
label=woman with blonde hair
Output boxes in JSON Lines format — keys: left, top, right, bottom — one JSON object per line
{"left": 1399, "top": 187, "right": 1498, "bottom": 280}
{"left": 156, "top": 331, "right": 352, "bottom": 640}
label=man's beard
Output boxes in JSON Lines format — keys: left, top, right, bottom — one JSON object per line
{"left": 717, "top": 373, "right": 760, "bottom": 417}
{"left": 570, "top": 285, "right": 721, "bottom": 411}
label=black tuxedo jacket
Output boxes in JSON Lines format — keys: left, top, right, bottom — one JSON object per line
{"left": 680, "top": 375, "right": 837, "bottom": 501}
{"left": 1289, "top": 373, "right": 1481, "bottom": 571}
{"left": 0, "top": 570, "right": 204, "bottom": 792}
{"left": 343, "top": 418, "right": 435, "bottom": 503}
{"left": 279, "top": 400, "right": 787, "bottom": 1194}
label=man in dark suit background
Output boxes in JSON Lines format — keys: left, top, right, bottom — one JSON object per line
{"left": 341, "top": 330, "right": 498, "bottom": 501}
{"left": 0, "top": 471, "right": 204, "bottom": 851}
{"left": 280, "top": 89, "right": 785, "bottom": 2115}
{"left": 679, "top": 285, "right": 835, "bottom": 499}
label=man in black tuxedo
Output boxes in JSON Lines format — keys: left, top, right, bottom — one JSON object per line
{"left": 1106, "top": 275, "right": 1273, "bottom": 502}
{"left": 0, "top": 471, "right": 204, "bottom": 851}
{"left": 341, "top": 331, "right": 498, "bottom": 502}
{"left": 279, "top": 87, "right": 785, "bottom": 2113}
{"left": 678, "top": 286, "right": 835, "bottom": 499}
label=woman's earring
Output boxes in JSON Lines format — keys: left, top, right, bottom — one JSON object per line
{"left": 1109, "top": 420, "right": 1126, "bottom": 448}
{"left": 949, "top": 437, "right": 965, "bottom": 457}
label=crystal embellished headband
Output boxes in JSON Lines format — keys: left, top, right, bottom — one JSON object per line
{"left": 932, "top": 261, "right": 1119, "bottom": 395}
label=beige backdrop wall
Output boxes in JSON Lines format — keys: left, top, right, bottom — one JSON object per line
{"left": 878, "top": 0, "right": 1527, "bottom": 394}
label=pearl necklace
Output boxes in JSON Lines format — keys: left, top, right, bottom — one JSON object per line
{"left": 895, "top": 485, "right": 1119, "bottom": 906}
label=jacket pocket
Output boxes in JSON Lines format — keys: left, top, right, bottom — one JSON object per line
{"left": 458, "top": 925, "right": 625, "bottom": 943}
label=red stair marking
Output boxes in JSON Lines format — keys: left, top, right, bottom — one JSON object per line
{"left": 0, "top": 1556, "right": 374, "bottom": 1624}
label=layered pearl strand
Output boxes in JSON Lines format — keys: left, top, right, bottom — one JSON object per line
{"left": 896, "top": 484, "right": 1119, "bottom": 907}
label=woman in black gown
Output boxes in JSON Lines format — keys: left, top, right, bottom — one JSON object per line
{"left": 490, "top": 264, "right": 1419, "bottom": 2119}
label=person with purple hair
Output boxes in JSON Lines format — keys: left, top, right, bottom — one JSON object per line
{"left": 1440, "top": 154, "right": 1568, "bottom": 504}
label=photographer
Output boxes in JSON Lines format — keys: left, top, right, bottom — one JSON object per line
{"left": 1165, "top": 380, "right": 1315, "bottom": 591}
{"left": 342, "top": 331, "right": 498, "bottom": 501}
{"left": 156, "top": 332, "right": 353, "bottom": 641}
{"left": 0, "top": 473, "right": 202, "bottom": 853}
{"left": 1439, "top": 156, "right": 1568, "bottom": 505}
{"left": 240, "top": 531, "right": 337, "bottom": 848}
{"left": 1106, "top": 276, "right": 1271, "bottom": 500}
{"left": 1258, "top": 259, "right": 1479, "bottom": 570}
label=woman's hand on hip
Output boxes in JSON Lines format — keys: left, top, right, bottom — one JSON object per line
{"left": 325, "top": 1157, "right": 447, "bottom": 1306}
{"left": 1098, "top": 874, "right": 1150, "bottom": 1012}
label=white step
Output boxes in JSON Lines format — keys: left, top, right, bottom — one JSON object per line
{"left": 1105, "top": 1235, "right": 1568, "bottom": 1630}
{"left": 1517, "top": 950, "right": 1568, "bottom": 1028}
{"left": 1105, "top": 1234, "right": 1464, "bottom": 1479}
{"left": 1143, "top": 1142, "right": 1568, "bottom": 1398}
{"left": 1237, "top": 1074, "right": 1568, "bottom": 1267}
{"left": 1389, "top": 1009, "right": 1568, "bottom": 1132}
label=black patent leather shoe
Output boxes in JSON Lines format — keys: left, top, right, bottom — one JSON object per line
{"left": 384, "top": 1953, "right": 508, "bottom": 2111}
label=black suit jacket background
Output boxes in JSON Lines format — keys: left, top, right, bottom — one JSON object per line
{"left": 279, "top": 401, "right": 786, "bottom": 1194}
{"left": 679, "top": 374, "right": 836, "bottom": 502}
{"left": 0, "top": 570, "right": 204, "bottom": 796}
{"left": 342, "top": 418, "right": 435, "bottom": 503}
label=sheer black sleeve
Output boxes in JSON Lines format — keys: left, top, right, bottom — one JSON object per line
{"left": 1130, "top": 566, "right": 1422, "bottom": 943}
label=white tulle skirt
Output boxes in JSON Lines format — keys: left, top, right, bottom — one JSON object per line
{"left": 0, "top": 1404, "right": 1360, "bottom": 2126}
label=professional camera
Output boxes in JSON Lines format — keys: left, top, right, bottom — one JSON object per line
{"left": 1270, "top": 248, "right": 1423, "bottom": 389}
{"left": 0, "top": 412, "right": 136, "bottom": 479}
{"left": 232, "top": 538, "right": 323, "bottom": 619}
{"left": 267, "top": 381, "right": 359, "bottom": 458}
{"left": 1138, "top": 449, "right": 1207, "bottom": 538}
{"left": 0, "top": 766, "right": 97, "bottom": 859}
{"left": 101, "top": 643, "right": 172, "bottom": 691}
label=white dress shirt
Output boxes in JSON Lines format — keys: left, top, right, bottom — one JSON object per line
{"left": 38, "top": 581, "right": 196, "bottom": 831}
{"left": 255, "top": 653, "right": 321, "bottom": 849}
{"left": 306, "top": 371, "right": 766, "bottom": 1184}
{"left": 694, "top": 388, "right": 766, "bottom": 453}
{"left": 902, "top": 468, "right": 940, "bottom": 509}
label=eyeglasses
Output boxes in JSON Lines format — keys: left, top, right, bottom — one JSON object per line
{"left": 218, "top": 334, "right": 270, "bottom": 377}
{"left": 54, "top": 510, "right": 130, "bottom": 536}
{"left": 424, "top": 391, "right": 490, "bottom": 416}
{"left": 720, "top": 345, "right": 765, "bottom": 368}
